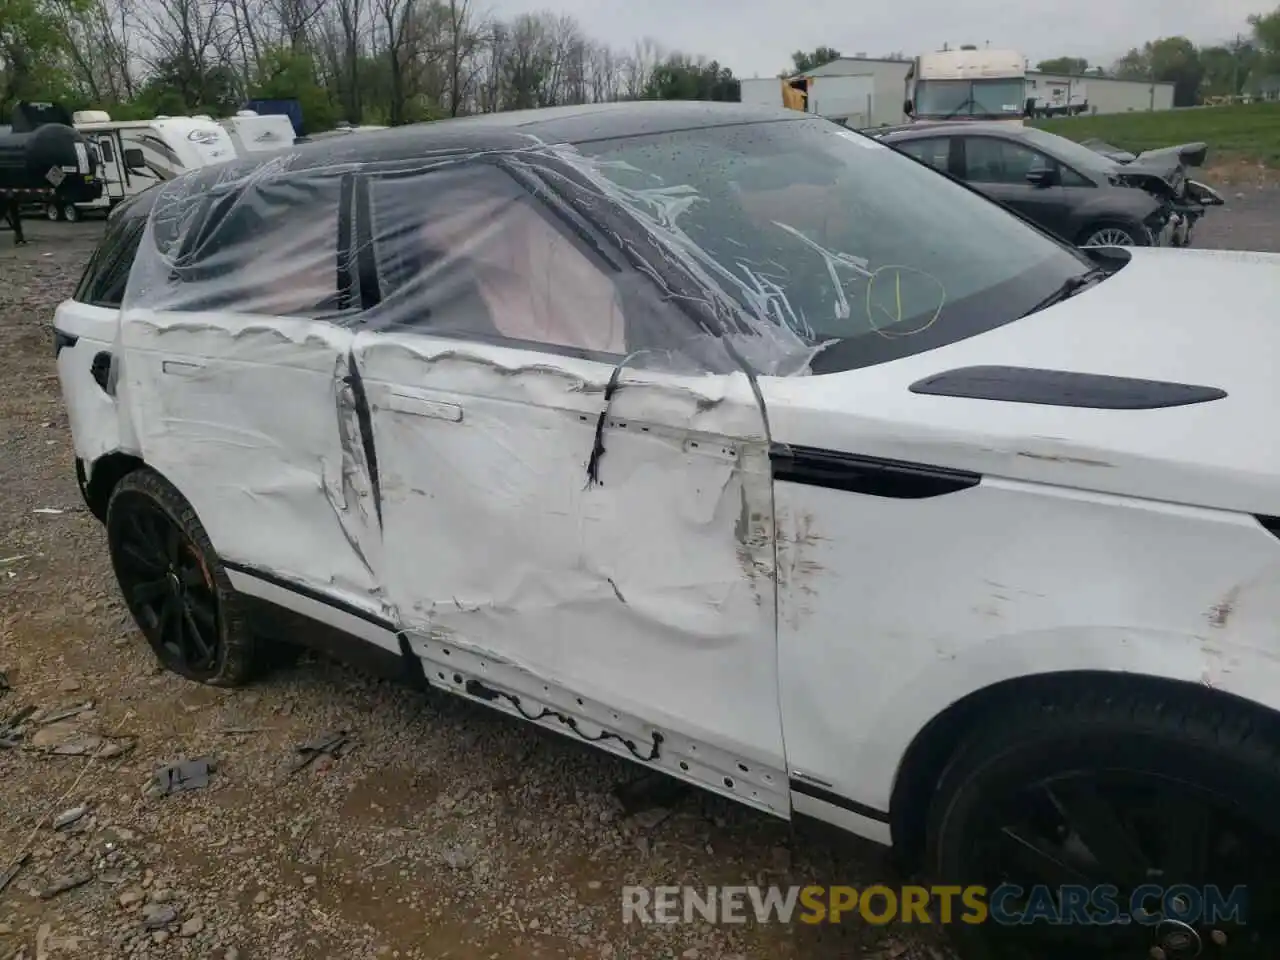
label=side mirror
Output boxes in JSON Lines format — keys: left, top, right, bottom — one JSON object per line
{"left": 903, "top": 99, "right": 914, "bottom": 118}
{"left": 1025, "top": 168, "right": 1055, "bottom": 187}
{"left": 123, "top": 148, "right": 146, "bottom": 171}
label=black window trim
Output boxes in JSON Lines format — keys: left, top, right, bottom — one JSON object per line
{"left": 894, "top": 135, "right": 952, "bottom": 174}
{"left": 343, "top": 154, "right": 702, "bottom": 366}
{"left": 959, "top": 133, "right": 1095, "bottom": 189}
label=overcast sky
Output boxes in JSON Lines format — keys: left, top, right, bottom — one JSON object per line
{"left": 483, "top": 0, "right": 1263, "bottom": 78}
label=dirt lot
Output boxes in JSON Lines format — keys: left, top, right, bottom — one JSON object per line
{"left": 3, "top": 186, "right": 1279, "bottom": 960}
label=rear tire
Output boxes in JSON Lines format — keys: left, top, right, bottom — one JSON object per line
{"left": 106, "top": 468, "right": 261, "bottom": 686}
{"left": 63, "top": 204, "right": 80, "bottom": 223}
{"left": 45, "top": 202, "right": 63, "bottom": 222}
{"left": 927, "top": 687, "right": 1280, "bottom": 959}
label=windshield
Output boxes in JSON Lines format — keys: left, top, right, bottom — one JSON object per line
{"left": 1018, "top": 126, "right": 1117, "bottom": 174}
{"left": 915, "top": 79, "right": 1026, "bottom": 119}
{"left": 574, "top": 117, "right": 1093, "bottom": 374}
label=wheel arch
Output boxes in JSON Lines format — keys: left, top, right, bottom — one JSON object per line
{"left": 79, "top": 451, "right": 147, "bottom": 522}
{"left": 1075, "top": 216, "right": 1148, "bottom": 246}
{"left": 887, "top": 669, "right": 1280, "bottom": 866}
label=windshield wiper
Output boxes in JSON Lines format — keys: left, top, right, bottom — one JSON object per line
{"left": 941, "top": 95, "right": 977, "bottom": 120}
{"left": 1020, "top": 267, "right": 1109, "bottom": 317}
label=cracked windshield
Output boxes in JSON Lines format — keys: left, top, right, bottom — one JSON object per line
{"left": 1, "top": 0, "right": 1275, "bottom": 955}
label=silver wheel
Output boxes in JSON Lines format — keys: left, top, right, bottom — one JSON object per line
{"left": 45, "top": 202, "right": 62, "bottom": 221}
{"left": 1083, "top": 225, "right": 1139, "bottom": 247}
{"left": 63, "top": 204, "right": 80, "bottom": 223}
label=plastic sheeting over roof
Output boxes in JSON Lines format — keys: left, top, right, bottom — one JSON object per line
{"left": 117, "top": 137, "right": 819, "bottom": 379}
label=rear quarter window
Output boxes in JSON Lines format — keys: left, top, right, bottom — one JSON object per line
{"left": 73, "top": 213, "right": 147, "bottom": 309}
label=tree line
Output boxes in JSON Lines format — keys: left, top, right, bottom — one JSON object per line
{"left": 4, "top": 0, "right": 1280, "bottom": 132}
{"left": 1038, "top": 8, "right": 1280, "bottom": 107}
{"left": 0, "top": 0, "right": 741, "bottom": 131}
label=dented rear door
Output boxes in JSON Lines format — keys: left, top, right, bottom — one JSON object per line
{"left": 345, "top": 161, "right": 787, "bottom": 804}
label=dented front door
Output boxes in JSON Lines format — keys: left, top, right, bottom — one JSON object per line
{"left": 352, "top": 332, "right": 788, "bottom": 811}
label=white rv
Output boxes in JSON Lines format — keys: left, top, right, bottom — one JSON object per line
{"left": 1028, "top": 77, "right": 1090, "bottom": 117}
{"left": 904, "top": 47, "right": 1029, "bottom": 123}
{"left": 67, "top": 111, "right": 236, "bottom": 220}
{"left": 219, "top": 110, "right": 297, "bottom": 157}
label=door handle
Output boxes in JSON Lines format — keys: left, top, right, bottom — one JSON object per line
{"left": 161, "top": 360, "right": 204, "bottom": 377}
{"left": 386, "top": 393, "right": 463, "bottom": 422}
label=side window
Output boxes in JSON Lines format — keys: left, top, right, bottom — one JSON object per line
{"left": 963, "top": 138, "right": 1054, "bottom": 185}
{"left": 140, "top": 174, "right": 345, "bottom": 317}
{"left": 98, "top": 139, "right": 115, "bottom": 164}
{"left": 895, "top": 138, "right": 950, "bottom": 173}
{"left": 1058, "top": 165, "right": 1092, "bottom": 187}
{"left": 361, "top": 164, "right": 685, "bottom": 360}
{"left": 73, "top": 214, "right": 146, "bottom": 308}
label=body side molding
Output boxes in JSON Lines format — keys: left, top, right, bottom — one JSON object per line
{"left": 770, "top": 443, "right": 981, "bottom": 499}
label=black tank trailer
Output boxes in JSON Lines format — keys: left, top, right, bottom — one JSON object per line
{"left": 1, "top": 102, "right": 104, "bottom": 244}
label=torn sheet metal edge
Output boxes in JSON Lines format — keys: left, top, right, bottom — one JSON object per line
{"left": 355, "top": 336, "right": 768, "bottom": 441}
{"left": 120, "top": 309, "right": 354, "bottom": 358}
{"left": 404, "top": 631, "right": 790, "bottom": 818}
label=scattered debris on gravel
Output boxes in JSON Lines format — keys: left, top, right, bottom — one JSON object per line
{"left": 4, "top": 191, "right": 1275, "bottom": 958}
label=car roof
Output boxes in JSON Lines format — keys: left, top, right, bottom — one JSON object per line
{"left": 880, "top": 122, "right": 1033, "bottom": 141}
{"left": 275, "top": 101, "right": 807, "bottom": 171}
{"left": 115, "top": 101, "right": 809, "bottom": 225}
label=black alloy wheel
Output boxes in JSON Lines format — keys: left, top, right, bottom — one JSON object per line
{"left": 929, "top": 687, "right": 1280, "bottom": 960}
{"left": 106, "top": 468, "right": 259, "bottom": 685}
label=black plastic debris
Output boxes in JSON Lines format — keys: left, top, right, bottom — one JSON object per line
{"left": 0, "top": 670, "right": 9, "bottom": 694}
{"left": 153, "top": 758, "right": 214, "bottom": 796}
{"left": 0, "top": 704, "right": 35, "bottom": 748}
{"left": 38, "top": 700, "right": 94, "bottom": 724}
{"left": 0, "top": 851, "right": 29, "bottom": 894}
{"left": 286, "top": 729, "right": 356, "bottom": 777}
{"left": 612, "top": 770, "right": 692, "bottom": 817}
{"left": 53, "top": 804, "right": 88, "bottom": 831}
{"left": 38, "top": 870, "right": 93, "bottom": 898}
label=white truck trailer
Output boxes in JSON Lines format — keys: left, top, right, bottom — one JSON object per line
{"left": 903, "top": 47, "right": 1030, "bottom": 123}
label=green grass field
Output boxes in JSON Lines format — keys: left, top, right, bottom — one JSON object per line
{"left": 1033, "top": 102, "right": 1280, "bottom": 168}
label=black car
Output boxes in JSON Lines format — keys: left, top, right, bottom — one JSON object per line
{"left": 876, "top": 122, "right": 1216, "bottom": 248}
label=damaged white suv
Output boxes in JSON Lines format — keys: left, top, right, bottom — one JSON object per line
{"left": 55, "top": 101, "right": 1280, "bottom": 958}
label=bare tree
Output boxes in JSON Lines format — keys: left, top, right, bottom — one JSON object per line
{"left": 138, "top": 0, "right": 238, "bottom": 106}
{"left": 441, "top": 0, "right": 483, "bottom": 116}
{"left": 622, "top": 36, "right": 661, "bottom": 98}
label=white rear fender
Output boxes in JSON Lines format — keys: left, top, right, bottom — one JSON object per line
{"left": 54, "top": 300, "right": 138, "bottom": 472}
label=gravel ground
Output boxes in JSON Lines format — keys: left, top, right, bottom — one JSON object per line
{"left": 3, "top": 182, "right": 1278, "bottom": 960}
{"left": 0, "top": 217, "right": 946, "bottom": 960}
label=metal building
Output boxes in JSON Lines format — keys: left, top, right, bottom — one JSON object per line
{"left": 796, "top": 57, "right": 1175, "bottom": 127}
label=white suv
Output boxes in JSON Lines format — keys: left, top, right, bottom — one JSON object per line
{"left": 55, "top": 101, "right": 1280, "bottom": 959}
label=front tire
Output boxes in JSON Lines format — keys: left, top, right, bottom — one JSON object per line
{"left": 1080, "top": 222, "right": 1146, "bottom": 247}
{"left": 45, "top": 202, "right": 63, "bottom": 222}
{"left": 927, "top": 686, "right": 1280, "bottom": 959}
{"left": 63, "top": 203, "right": 80, "bottom": 223}
{"left": 107, "top": 468, "right": 260, "bottom": 686}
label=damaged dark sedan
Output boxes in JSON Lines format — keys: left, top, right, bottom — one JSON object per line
{"left": 878, "top": 122, "right": 1224, "bottom": 248}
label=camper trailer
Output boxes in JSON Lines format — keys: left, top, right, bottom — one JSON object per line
{"left": 220, "top": 110, "right": 297, "bottom": 157}
{"left": 68, "top": 110, "right": 235, "bottom": 219}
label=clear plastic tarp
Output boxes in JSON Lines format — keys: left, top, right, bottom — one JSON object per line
{"left": 115, "top": 143, "right": 817, "bottom": 379}
{"left": 114, "top": 116, "right": 1088, "bottom": 378}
